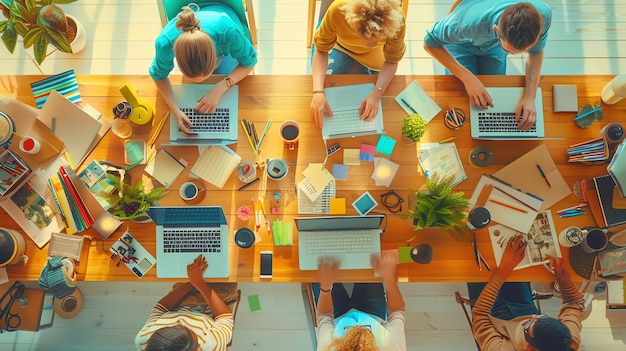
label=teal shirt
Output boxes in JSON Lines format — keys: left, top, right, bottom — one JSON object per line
{"left": 424, "top": 0, "right": 551, "bottom": 55}
{"left": 149, "top": 5, "right": 257, "bottom": 80}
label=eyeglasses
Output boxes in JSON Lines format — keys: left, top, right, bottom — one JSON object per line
{"left": 523, "top": 314, "right": 548, "bottom": 349}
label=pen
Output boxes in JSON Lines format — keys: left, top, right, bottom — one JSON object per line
{"left": 472, "top": 232, "right": 481, "bottom": 270}
{"left": 492, "top": 186, "right": 539, "bottom": 211}
{"left": 400, "top": 98, "right": 418, "bottom": 114}
{"left": 256, "top": 120, "right": 272, "bottom": 149}
{"left": 488, "top": 198, "right": 528, "bottom": 214}
{"left": 556, "top": 203, "right": 588, "bottom": 214}
{"left": 238, "top": 177, "right": 260, "bottom": 191}
{"left": 559, "top": 211, "right": 585, "bottom": 218}
{"left": 438, "top": 136, "right": 456, "bottom": 144}
{"left": 486, "top": 173, "right": 512, "bottom": 187}
{"left": 525, "top": 192, "right": 544, "bottom": 201}
{"left": 574, "top": 106, "right": 603, "bottom": 121}
{"left": 536, "top": 163, "right": 551, "bottom": 188}
{"left": 240, "top": 120, "right": 257, "bottom": 152}
{"left": 250, "top": 122, "right": 259, "bottom": 146}
{"left": 478, "top": 252, "right": 491, "bottom": 271}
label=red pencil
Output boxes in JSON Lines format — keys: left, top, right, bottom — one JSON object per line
{"left": 488, "top": 198, "right": 528, "bottom": 214}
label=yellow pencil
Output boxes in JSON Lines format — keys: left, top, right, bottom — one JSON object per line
{"left": 240, "top": 120, "right": 257, "bottom": 152}
{"left": 438, "top": 136, "right": 456, "bottom": 144}
{"left": 148, "top": 112, "right": 170, "bottom": 147}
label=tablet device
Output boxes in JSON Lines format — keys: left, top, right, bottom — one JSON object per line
{"left": 352, "top": 191, "right": 378, "bottom": 216}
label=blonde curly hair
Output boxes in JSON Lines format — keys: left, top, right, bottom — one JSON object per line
{"left": 341, "top": 0, "right": 404, "bottom": 39}
{"left": 173, "top": 6, "right": 217, "bottom": 78}
{"left": 327, "top": 326, "right": 379, "bottom": 351}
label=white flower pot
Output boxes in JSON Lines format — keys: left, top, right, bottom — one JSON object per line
{"left": 66, "top": 14, "right": 86, "bottom": 54}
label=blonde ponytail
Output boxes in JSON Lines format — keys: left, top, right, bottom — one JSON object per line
{"left": 173, "top": 6, "right": 216, "bottom": 78}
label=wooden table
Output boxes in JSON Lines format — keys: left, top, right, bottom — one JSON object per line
{"left": 1, "top": 74, "right": 622, "bottom": 283}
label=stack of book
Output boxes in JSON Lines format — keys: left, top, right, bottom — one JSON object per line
{"left": 48, "top": 165, "right": 95, "bottom": 234}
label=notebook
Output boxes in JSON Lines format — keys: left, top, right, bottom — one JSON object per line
{"left": 322, "top": 84, "right": 384, "bottom": 139}
{"left": 144, "top": 149, "right": 186, "bottom": 188}
{"left": 146, "top": 206, "right": 230, "bottom": 278}
{"left": 190, "top": 145, "right": 241, "bottom": 188}
{"left": 295, "top": 215, "right": 384, "bottom": 270}
{"left": 469, "top": 87, "right": 545, "bottom": 139}
{"left": 166, "top": 84, "right": 239, "bottom": 145}
{"left": 593, "top": 174, "right": 626, "bottom": 227}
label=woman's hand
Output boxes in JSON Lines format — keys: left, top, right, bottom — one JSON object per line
{"left": 499, "top": 235, "right": 527, "bottom": 274}
{"left": 187, "top": 255, "right": 208, "bottom": 288}
{"left": 310, "top": 93, "right": 332, "bottom": 128}
{"left": 545, "top": 254, "right": 566, "bottom": 279}
{"left": 371, "top": 251, "right": 398, "bottom": 284}
{"left": 317, "top": 258, "right": 339, "bottom": 290}
{"left": 359, "top": 92, "right": 381, "bottom": 121}
{"left": 195, "top": 85, "right": 226, "bottom": 114}
{"left": 173, "top": 109, "right": 197, "bottom": 136}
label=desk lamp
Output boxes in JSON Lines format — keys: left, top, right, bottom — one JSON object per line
{"left": 0, "top": 112, "right": 15, "bottom": 148}
{"left": 601, "top": 74, "right": 626, "bottom": 104}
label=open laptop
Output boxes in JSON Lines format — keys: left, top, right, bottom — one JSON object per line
{"left": 469, "top": 87, "right": 545, "bottom": 139}
{"left": 166, "top": 84, "right": 239, "bottom": 146}
{"left": 296, "top": 215, "right": 384, "bottom": 270}
{"left": 146, "top": 206, "right": 230, "bottom": 278}
{"left": 322, "top": 83, "right": 385, "bottom": 139}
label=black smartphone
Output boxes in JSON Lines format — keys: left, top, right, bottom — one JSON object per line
{"left": 260, "top": 251, "right": 273, "bottom": 278}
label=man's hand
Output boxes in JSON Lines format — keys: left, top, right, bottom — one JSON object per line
{"left": 515, "top": 96, "right": 537, "bottom": 130}
{"left": 173, "top": 109, "right": 197, "bottom": 136}
{"left": 195, "top": 85, "right": 226, "bottom": 114}
{"left": 371, "top": 251, "right": 398, "bottom": 283}
{"left": 317, "top": 258, "right": 340, "bottom": 290}
{"left": 463, "top": 75, "right": 493, "bottom": 109}
{"left": 545, "top": 254, "right": 566, "bottom": 279}
{"left": 498, "top": 235, "right": 527, "bottom": 274}
{"left": 187, "top": 255, "right": 208, "bottom": 288}
{"left": 311, "top": 93, "right": 332, "bottom": 128}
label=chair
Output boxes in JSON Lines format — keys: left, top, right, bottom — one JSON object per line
{"left": 454, "top": 289, "right": 553, "bottom": 351}
{"left": 306, "top": 0, "right": 409, "bottom": 50}
{"left": 156, "top": 0, "right": 257, "bottom": 48}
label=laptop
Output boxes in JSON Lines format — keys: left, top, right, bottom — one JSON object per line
{"left": 146, "top": 206, "right": 230, "bottom": 278}
{"left": 469, "top": 87, "right": 545, "bottom": 139}
{"left": 322, "top": 83, "right": 385, "bottom": 139}
{"left": 166, "top": 84, "right": 239, "bottom": 146}
{"left": 295, "top": 215, "right": 384, "bottom": 270}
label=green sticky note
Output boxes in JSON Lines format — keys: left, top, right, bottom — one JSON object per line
{"left": 376, "top": 135, "right": 396, "bottom": 156}
{"left": 248, "top": 294, "right": 261, "bottom": 312}
{"left": 398, "top": 246, "right": 413, "bottom": 264}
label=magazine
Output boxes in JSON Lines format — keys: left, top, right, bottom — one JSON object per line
{"left": 488, "top": 210, "right": 562, "bottom": 270}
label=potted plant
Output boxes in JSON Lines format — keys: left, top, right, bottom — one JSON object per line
{"left": 401, "top": 113, "right": 426, "bottom": 144}
{"left": 408, "top": 172, "right": 469, "bottom": 232}
{"left": 100, "top": 174, "right": 168, "bottom": 221}
{"left": 0, "top": 0, "right": 86, "bottom": 65}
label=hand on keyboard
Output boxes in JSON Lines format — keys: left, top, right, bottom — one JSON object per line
{"left": 187, "top": 254, "right": 208, "bottom": 286}
{"left": 174, "top": 109, "right": 198, "bottom": 135}
{"left": 516, "top": 96, "right": 537, "bottom": 130}
{"left": 317, "top": 258, "right": 340, "bottom": 289}
{"left": 195, "top": 85, "right": 225, "bottom": 114}
{"left": 360, "top": 91, "right": 381, "bottom": 121}
{"left": 311, "top": 93, "right": 333, "bottom": 128}
{"left": 371, "top": 252, "right": 398, "bottom": 283}
{"left": 464, "top": 75, "right": 493, "bottom": 109}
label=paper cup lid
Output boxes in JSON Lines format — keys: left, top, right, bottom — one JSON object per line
{"left": 54, "top": 287, "right": 83, "bottom": 319}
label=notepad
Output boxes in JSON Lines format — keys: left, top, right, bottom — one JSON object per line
{"left": 418, "top": 143, "right": 466, "bottom": 186}
{"left": 144, "top": 149, "right": 186, "bottom": 188}
{"left": 394, "top": 80, "right": 442, "bottom": 123}
{"left": 190, "top": 145, "right": 241, "bottom": 188}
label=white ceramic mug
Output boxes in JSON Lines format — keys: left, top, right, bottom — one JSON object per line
{"left": 179, "top": 182, "right": 199, "bottom": 201}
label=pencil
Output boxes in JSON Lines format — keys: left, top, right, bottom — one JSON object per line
{"left": 148, "top": 112, "right": 169, "bottom": 147}
{"left": 536, "top": 163, "right": 551, "bottom": 188}
{"left": 256, "top": 120, "right": 272, "bottom": 149}
{"left": 238, "top": 177, "right": 259, "bottom": 191}
{"left": 438, "top": 136, "right": 456, "bottom": 144}
{"left": 492, "top": 186, "right": 539, "bottom": 211}
{"left": 574, "top": 106, "right": 603, "bottom": 121}
{"left": 488, "top": 198, "right": 528, "bottom": 214}
{"left": 240, "top": 120, "right": 257, "bottom": 152}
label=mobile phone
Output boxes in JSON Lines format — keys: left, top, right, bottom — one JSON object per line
{"left": 260, "top": 251, "right": 273, "bottom": 278}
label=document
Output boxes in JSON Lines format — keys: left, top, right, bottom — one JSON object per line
{"left": 190, "top": 145, "right": 241, "bottom": 188}
{"left": 394, "top": 80, "right": 442, "bottom": 123}
{"left": 418, "top": 143, "right": 466, "bottom": 186}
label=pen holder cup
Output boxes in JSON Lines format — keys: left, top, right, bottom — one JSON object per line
{"left": 237, "top": 161, "right": 257, "bottom": 183}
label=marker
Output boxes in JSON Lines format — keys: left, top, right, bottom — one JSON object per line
{"left": 438, "top": 136, "right": 456, "bottom": 144}
{"left": 536, "top": 163, "right": 551, "bottom": 188}
{"left": 400, "top": 98, "right": 418, "bottom": 114}
{"left": 559, "top": 211, "right": 585, "bottom": 218}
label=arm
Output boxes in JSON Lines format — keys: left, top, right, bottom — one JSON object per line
{"left": 472, "top": 236, "right": 527, "bottom": 350}
{"left": 187, "top": 255, "right": 231, "bottom": 317}
{"left": 516, "top": 52, "right": 544, "bottom": 129}
{"left": 371, "top": 252, "right": 404, "bottom": 311}
{"left": 156, "top": 282, "right": 196, "bottom": 310}
{"left": 195, "top": 64, "right": 255, "bottom": 114}
{"left": 316, "top": 259, "right": 339, "bottom": 314}
{"left": 359, "top": 61, "right": 398, "bottom": 121}
{"left": 310, "top": 49, "right": 333, "bottom": 128}
{"left": 154, "top": 77, "right": 196, "bottom": 136}
{"left": 423, "top": 43, "right": 493, "bottom": 109}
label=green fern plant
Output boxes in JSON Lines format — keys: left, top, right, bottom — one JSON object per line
{"left": 408, "top": 173, "right": 469, "bottom": 231}
{"left": 100, "top": 174, "right": 168, "bottom": 220}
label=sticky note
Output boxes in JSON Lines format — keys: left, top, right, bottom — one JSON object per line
{"left": 398, "top": 246, "right": 413, "bottom": 264}
{"left": 344, "top": 149, "right": 361, "bottom": 165}
{"left": 360, "top": 144, "right": 375, "bottom": 162}
{"left": 330, "top": 198, "right": 346, "bottom": 214}
{"left": 332, "top": 164, "right": 348, "bottom": 180}
{"left": 248, "top": 294, "right": 261, "bottom": 312}
{"left": 371, "top": 157, "right": 400, "bottom": 187}
{"left": 376, "top": 135, "right": 396, "bottom": 156}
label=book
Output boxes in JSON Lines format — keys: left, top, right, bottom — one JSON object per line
{"left": 394, "top": 80, "right": 442, "bottom": 123}
{"left": 48, "top": 176, "right": 77, "bottom": 234}
{"left": 488, "top": 211, "right": 562, "bottom": 270}
{"left": 593, "top": 174, "right": 626, "bottom": 227}
{"left": 30, "top": 69, "right": 82, "bottom": 109}
{"left": 144, "top": 149, "right": 186, "bottom": 188}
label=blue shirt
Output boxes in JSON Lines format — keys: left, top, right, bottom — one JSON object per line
{"left": 424, "top": 0, "right": 551, "bottom": 55}
{"left": 149, "top": 5, "right": 257, "bottom": 80}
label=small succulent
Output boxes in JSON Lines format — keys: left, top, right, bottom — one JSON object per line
{"left": 402, "top": 113, "right": 427, "bottom": 142}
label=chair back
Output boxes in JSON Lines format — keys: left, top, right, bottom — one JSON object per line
{"left": 156, "top": 0, "right": 253, "bottom": 43}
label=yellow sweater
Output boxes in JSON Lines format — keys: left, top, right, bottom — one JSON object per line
{"left": 313, "top": 0, "right": 406, "bottom": 71}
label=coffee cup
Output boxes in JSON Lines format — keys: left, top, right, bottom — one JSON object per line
{"left": 234, "top": 228, "right": 255, "bottom": 248}
{"left": 266, "top": 159, "right": 288, "bottom": 180}
{"left": 580, "top": 228, "right": 608, "bottom": 253}
{"left": 279, "top": 120, "right": 300, "bottom": 150}
{"left": 179, "top": 181, "right": 199, "bottom": 201}
{"left": 558, "top": 226, "right": 584, "bottom": 247}
{"left": 111, "top": 119, "right": 133, "bottom": 138}
{"left": 19, "top": 136, "right": 41, "bottom": 154}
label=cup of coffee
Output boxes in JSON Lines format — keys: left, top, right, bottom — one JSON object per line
{"left": 234, "top": 227, "right": 255, "bottom": 248}
{"left": 279, "top": 120, "right": 300, "bottom": 150}
{"left": 111, "top": 119, "right": 133, "bottom": 138}
{"left": 19, "top": 136, "right": 41, "bottom": 154}
{"left": 558, "top": 226, "right": 584, "bottom": 247}
{"left": 266, "top": 159, "right": 288, "bottom": 180}
{"left": 179, "top": 181, "right": 199, "bottom": 201}
{"left": 580, "top": 228, "right": 608, "bottom": 253}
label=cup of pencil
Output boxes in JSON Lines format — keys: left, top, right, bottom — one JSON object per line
{"left": 237, "top": 161, "right": 257, "bottom": 183}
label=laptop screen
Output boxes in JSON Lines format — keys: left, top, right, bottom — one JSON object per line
{"left": 294, "top": 215, "right": 384, "bottom": 231}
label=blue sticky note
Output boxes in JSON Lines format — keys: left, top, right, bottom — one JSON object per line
{"left": 376, "top": 135, "right": 396, "bottom": 156}
{"left": 332, "top": 164, "right": 348, "bottom": 180}
{"left": 360, "top": 144, "right": 375, "bottom": 162}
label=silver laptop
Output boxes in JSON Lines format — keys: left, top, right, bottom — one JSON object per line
{"left": 322, "top": 83, "right": 385, "bottom": 139}
{"left": 146, "top": 206, "right": 230, "bottom": 278}
{"left": 296, "top": 215, "right": 384, "bottom": 270}
{"left": 470, "top": 87, "right": 545, "bottom": 139}
{"left": 166, "top": 84, "right": 239, "bottom": 145}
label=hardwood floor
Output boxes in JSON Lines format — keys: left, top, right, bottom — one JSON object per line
{"left": 1, "top": 1, "right": 625, "bottom": 350}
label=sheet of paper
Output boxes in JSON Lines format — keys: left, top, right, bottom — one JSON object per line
{"left": 394, "top": 80, "right": 442, "bottom": 123}
{"left": 376, "top": 135, "right": 396, "bottom": 156}
{"left": 302, "top": 164, "right": 333, "bottom": 192}
{"left": 418, "top": 143, "right": 466, "bottom": 186}
{"left": 372, "top": 157, "right": 399, "bottom": 187}
{"left": 332, "top": 164, "right": 348, "bottom": 180}
{"left": 344, "top": 149, "right": 361, "bottom": 165}
{"left": 190, "top": 145, "right": 241, "bottom": 189}
{"left": 329, "top": 198, "right": 346, "bottom": 214}
{"left": 360, "top": 144, "right": 375, "bottom": 162}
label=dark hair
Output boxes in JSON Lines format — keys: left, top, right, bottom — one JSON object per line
{"left": 497, "top": 2, "right": 542, "bottom": 51}
{"left": 532, "top": 317, "right": 572, "bottom": 351}
{"left": 146, "top": 325, "right": 198, "bottom": 351}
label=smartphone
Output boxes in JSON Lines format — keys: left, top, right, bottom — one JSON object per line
{"left": 260, "top": 251, "right": 273, "bottom": 278}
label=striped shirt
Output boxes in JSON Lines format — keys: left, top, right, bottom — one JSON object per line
{"left": 135, "top": 304, "right": 233, "bottom": 351}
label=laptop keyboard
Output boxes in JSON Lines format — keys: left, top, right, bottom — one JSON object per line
{"left": 477, "top": 112, "right": 537, "bottom": 133}
{"left": 180, "top": 107, "right": 230, "bottom": 133}
{"left": 326, "top": 109, "right": 377, "bottom": 135}
{"left": 162, "top": 228, "right": 222, "bottom": 253}
{"left": 305, "top": 230, "right": 373, "bottom": 254}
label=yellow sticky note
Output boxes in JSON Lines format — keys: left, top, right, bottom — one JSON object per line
{"left": 398, "top": 246, "right": 413, "bottom": 264}
{"left": 344, "top": 149, "right": 361, "bottom": 165}
{"left": 329, "top": 198, "right": 346, "bottom": 214}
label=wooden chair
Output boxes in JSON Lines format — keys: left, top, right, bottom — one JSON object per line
{"left": 156, "top": 0, "right": 257, "bottom": 48}
{"left": 306, "top": 0, "right": 409, "bottom": 50}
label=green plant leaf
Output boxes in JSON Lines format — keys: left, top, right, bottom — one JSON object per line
{"left": 33, "top": 31, "right": 47, "bottom": 64}
{"left": 24, "top": 0, "right": 36, "bottom": 11}
{"left": 46, "top": 26, "right": 70, "bottom": 52}
{"left": 1, "top": 20, "right": 16, "bottom": 52}
{"left": 22, "top": 25, "right": 42, "bottom": 48}
{"left": 55, "top": 0, "right": 79, "bottom": 4}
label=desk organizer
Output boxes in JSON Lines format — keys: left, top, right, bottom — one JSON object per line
{"left": 566, "top": 137, "right": 609, "bottom": 164}
{"left": 0, "top": 149, "right": 31, "bottom": 196}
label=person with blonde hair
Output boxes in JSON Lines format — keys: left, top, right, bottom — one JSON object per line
{"left": 310, "top": 0, "right": 406, "bottom": 128}
{"left": 315, "top": 252, "right": 406, "bottom": 351}
{"left": 151, "top": 3, "right": 257, "bottom": 135}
